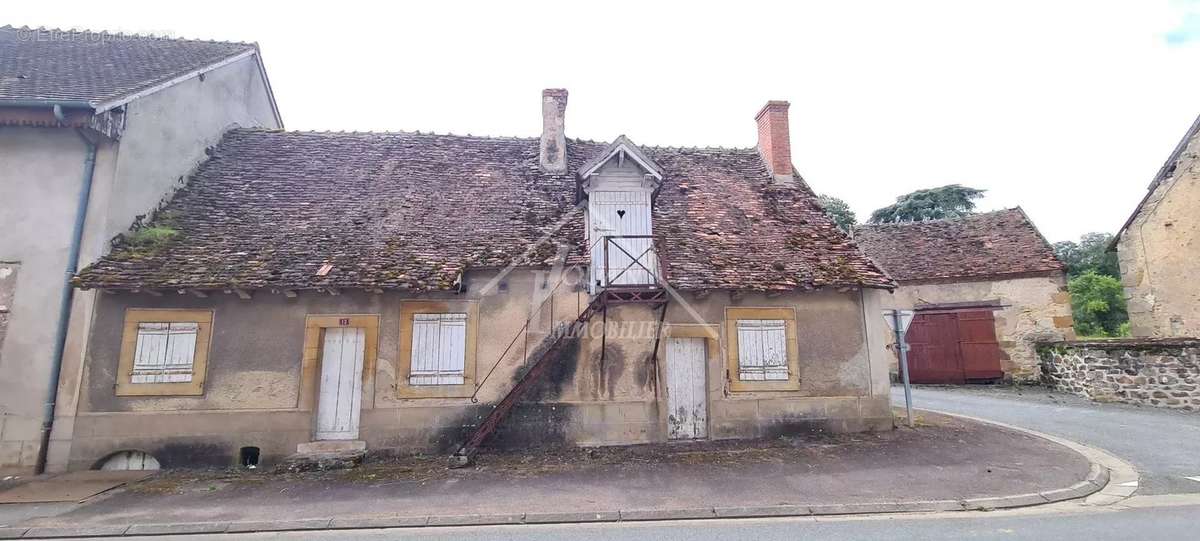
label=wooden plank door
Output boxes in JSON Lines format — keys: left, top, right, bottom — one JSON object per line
{"left": 316, "top": 326, "right": 365, "bottom": 440}
{"left": 903, "top": 313, "right": 965, "bottom": 384}
{"left": 666, "top": 337, "right": 707, "bottom": 440}
{"left": 589, "top": 191, "right": 656, "bottom": 286}
{"left": 956, "top": 310, "right": 1005, "bottom": 380}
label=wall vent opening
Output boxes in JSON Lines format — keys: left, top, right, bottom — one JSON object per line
{"left": 240, "top": 446, "right": 261, "bottom": 469}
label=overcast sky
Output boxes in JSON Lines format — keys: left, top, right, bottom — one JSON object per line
{"left": 8, "top": 1, "right": 1200, "bottom": 242}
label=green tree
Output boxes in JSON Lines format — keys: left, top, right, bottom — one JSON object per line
{"left": 868, "top": 184, "right": 986, "bottom": 223}
{"left": 1068, "top": 271, "right": 1129, "bottom": 337}
{"left": 817, "top": 194, "right": 856, "bottom": 232}
{"left": 1052, "top": 232, "right": 1120, "bottom": 278}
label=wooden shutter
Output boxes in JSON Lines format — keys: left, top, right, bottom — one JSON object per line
{"left": 131, "top": 322, "right": 198, "bottom": 383}
{"left": 409, "top": 313, "right": 467, "bottom": 385}
{"left": 736, "top": 319, "right": 788, "bottom": 381}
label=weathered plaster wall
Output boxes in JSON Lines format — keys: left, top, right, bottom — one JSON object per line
{"left": 1116, "top": 129, "right": 1200, "bottom": 338}
{"left": 95, "top": 56, "right": 280, "bottom": 246}
{"left": 1039, "top": 338, "right": 1200, "bottom": 410}
{"left": 67, "top": 268, "right": 893, "bottom": 470}
{"left": 879, "top": 275, "right": 1073, "bottom": 382}
{"left": 72, "top": 269, "right": 588, "bottom": 468}
{"left": 0, "top": 55, "right": 280, "bottom": 473}
{"left": 0, "top": 128, "right": 96, "bottom": 472}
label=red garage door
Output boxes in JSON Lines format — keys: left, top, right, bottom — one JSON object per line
{"left": 904, "top": 309, "right": 1004, "bottom": 384}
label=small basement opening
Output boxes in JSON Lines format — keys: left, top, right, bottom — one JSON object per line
{"left": 98, "top": 450, "right": 160, "bottom": 471}
{"left": 240, "top": 446, "right": 260, "bottom": 468}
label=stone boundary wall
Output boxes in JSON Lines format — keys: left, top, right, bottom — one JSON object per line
{"left": 1038, "top": 338, "right": 1200, "bottom": 411}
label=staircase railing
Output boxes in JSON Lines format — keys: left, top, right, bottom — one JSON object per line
{"left": 601, "top": 235, "right": 662, "bottom": 288}
{"left": 467, "top": 275, "right": 578, "bottom": 403}
{"left": 449, "top": 235, "right": 670, "bottom": 468}
{"left": 449, "top": 279, "right": 604, "bottom": 467}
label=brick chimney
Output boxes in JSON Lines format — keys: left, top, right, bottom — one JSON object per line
{"left": 540, "top": 89, "right": 568, "bottom": 173}
{"left": 755, "top": 100, "right": 793, "bottom": 182}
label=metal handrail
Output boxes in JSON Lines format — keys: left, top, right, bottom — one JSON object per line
{"left": 470, "top": 232, "right": 609, "bottom": 398}
{"left": 469, "top": 274, "right": 575, "bottom": 402}
{"left": 602, "top": 235, "right": 662, "bottom": 288}
{"left": 473, "top": 234, "right": 661, "bottom": 399}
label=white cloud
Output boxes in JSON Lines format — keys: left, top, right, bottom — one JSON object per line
{"left": 6, "top": 0, "right": 1199, "bottom": 241}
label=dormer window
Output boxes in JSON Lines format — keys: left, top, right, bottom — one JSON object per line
{"left": 578, "top": 136, "right": 664, "bottom": 291}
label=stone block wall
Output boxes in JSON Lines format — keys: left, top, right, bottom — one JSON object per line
{"left": 1038, "top": 338, "right": 1200, "bottom": 411}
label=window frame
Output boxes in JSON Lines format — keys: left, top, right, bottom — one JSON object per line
{"left": 724, "top": 307, "right": 801, "bottom": 392}
{"left": 116, "top": 309, "right": 214, "bottom": 396}
{"left": 397, "top": 301, "right": 479, "bottom": 398}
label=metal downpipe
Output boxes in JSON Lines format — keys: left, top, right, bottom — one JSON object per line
{"left": 34, "top": 126, "right": 97, "bottom": 474}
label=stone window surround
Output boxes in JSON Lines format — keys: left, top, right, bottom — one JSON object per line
{"left": 116, "top": 309, "right": 213, "bottom": 396}
{"left": 396, "top": 300, "right": 480, "bottom": 399}
{"left": 723, "top": 307, "right": 801, "bottom": 392}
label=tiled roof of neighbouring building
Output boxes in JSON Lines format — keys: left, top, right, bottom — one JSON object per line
{"left": 0, "top": 26, "right": 255, "bottom": 106}
{"left": 73, "top": 129, "right": 893, "bottom": 292}
{"left": 853, "top": 208, "right": 1064, "bottom": 283}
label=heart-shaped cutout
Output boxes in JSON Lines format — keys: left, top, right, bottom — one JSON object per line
{"left": 617, "top": 210, "right": 626, "bottom": 218}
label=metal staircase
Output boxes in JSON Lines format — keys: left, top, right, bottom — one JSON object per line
{"left": 448, "top": 294, "right": 606, "bottom": 467}
{"left": 447, "top": 235, "right": 668, "bottom": 468}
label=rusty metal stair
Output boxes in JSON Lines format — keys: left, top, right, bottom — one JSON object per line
{"left": 448, "top": 294, "right": 607, "bottom": 468}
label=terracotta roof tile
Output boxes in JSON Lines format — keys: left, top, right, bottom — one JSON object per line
{"left": 853, "top": 209, "right": 1064, "bottom": 283}
{"left": 75, "top": 129, "right": 892, "bottom": 292}
{"left": 0, "top": 26, "right": 254, "bottom": 105}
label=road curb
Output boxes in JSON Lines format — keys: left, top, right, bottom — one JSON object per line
{"left": 13, "top": 413, "right": 1127, "bottom": 538}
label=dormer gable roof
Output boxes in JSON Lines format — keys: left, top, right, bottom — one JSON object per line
{"left": 577, "top": 135, "right": 664, "bottom": 185}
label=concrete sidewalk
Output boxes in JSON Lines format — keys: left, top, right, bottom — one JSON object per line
{"left": 0, "top": 412, "right": 1107, "bottom": 539}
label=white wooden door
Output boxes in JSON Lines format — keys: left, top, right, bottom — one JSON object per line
{"left": 316, "top": 327, "right": 365, "bottom": 440}
{"left": 666, "top": 337, "right": 707, "bottom": 440}
{"left": 589, "top": 191, "right": 656, "bottom": 287}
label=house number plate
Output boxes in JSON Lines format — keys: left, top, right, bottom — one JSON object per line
{"left": 339, "top": 318, "right": 351, "bottom": 326}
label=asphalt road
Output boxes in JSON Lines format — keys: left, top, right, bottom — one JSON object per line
{"left": 86, "top": 500, "right": 1200, "bottom": 541}
{"left": 892, "top": 385, "right": 1200, "bottom": 494}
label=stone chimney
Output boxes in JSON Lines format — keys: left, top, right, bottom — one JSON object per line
{"left": 540, "top": 89, "right": 569, "bottom": 173}
{"left": 755, "top": 100, "right": 793, "bottom": 181}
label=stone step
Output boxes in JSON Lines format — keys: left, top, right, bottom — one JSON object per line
{"left": 277, "top": 449, "right": 366, "bottom": 473}
{"left": 296, "top": 440, "right": 366, "bottom": 454}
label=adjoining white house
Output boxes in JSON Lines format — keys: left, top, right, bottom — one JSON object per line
{"left": 0, "top": 26, "right": 282, "bottom": 474}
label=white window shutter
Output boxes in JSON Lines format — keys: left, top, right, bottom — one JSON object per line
{"left": 737, "top": 320, "right": 764, "bottom": 381}
{"left": 409, "top": 313, "right": 467, "bottom": 385}
{"left": 408, "top": 315, "right": 439, "bottom": 386}
{"left": 131, "top": 322, "right": 198, "bottom": 383}
{"left": 736, "top": 320, "right": 789, "bottom": 381}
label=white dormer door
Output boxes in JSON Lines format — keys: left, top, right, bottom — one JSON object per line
{"left": 589, "top": 191, "right": 656, "bottom": 288}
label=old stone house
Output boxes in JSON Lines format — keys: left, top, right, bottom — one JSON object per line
{"left": 854, "top": 209, "right": 1073, "bottom": 383}
{"left": 0, "top": 27, "right": 282, "bottom": 473}
{"left": 1112, "top": 113, "right": 1200, "bottom": 338}
{"left": 62, "top": 90, "right": 900, "bottom": 471}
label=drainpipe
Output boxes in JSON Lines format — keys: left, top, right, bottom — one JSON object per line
{"left": 34, "top": 117, "right": 98, "bottom": 474}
